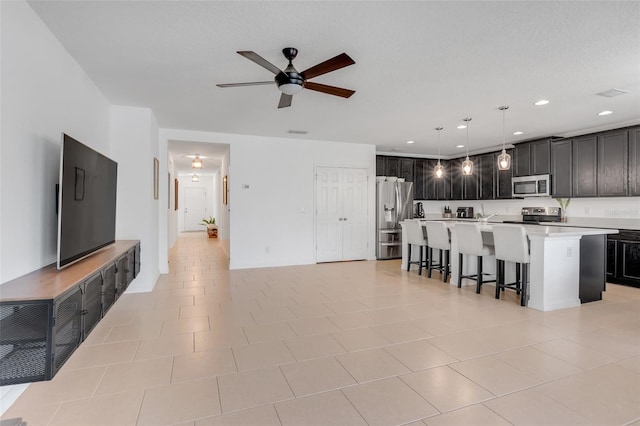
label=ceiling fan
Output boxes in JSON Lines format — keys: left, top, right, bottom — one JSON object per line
{"left": 217, "top": 47, "right": 356, "bottom": 108}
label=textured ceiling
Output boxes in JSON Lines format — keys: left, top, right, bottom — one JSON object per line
{"left": 29, "top": 1, "right": 640, "bottom": 162}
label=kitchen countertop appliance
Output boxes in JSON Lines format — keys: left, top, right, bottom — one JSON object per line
{"left": 504, "top": 207, "right": 562, "bottom": 224}
{"left": 376, "top": 180, "right": 414, "bottom": 259}
{"left": 456, "top": 207, "right": 474, "bottom": 218}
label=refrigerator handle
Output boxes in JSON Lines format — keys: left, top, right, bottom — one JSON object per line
{"left": 395, "top": 184, "right": 401, "bottom": 227}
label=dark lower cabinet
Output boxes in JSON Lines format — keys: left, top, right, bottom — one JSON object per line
{"left": 579, "top": 235, "right": 606, "bottom": 303}
{"left": 607, "top": 231, "right": 640, "bottom": 287}
{"left": 0, "top": 241, "right": 140, "bottom": 385}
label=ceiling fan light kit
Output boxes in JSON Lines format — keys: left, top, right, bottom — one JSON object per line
{"left": 217, "top": 47, "right": 355, "bottom": 109}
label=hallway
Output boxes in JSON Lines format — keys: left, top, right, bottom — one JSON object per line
{"left": 3, "top": 232, "right": 640, "bottom": 425}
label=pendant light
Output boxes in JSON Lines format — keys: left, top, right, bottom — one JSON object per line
{"left": 497, "top": 106, "right": 511, "bottom": 170}
{"left": 192, "top": 173, "right": 199, "bottom": 182}
{"left": 434, "top": 127, "right": 444, "bottom": 178}
{"left": 461, "top": 118, "right": 473, "bottom": 175}
{"left": 191, "top": 155, "right": 203, "bottom": 169}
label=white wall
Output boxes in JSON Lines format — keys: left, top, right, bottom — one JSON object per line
{"left": 110, "top": 106, "right": 159, "bottom": 293}
{"left": 158, "top": 130, "right": 377, "bottom": 270}
{"left": 0, "top": 1, "right": 111, "bottom": 284}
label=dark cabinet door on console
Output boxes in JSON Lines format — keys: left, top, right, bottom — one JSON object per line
{"left": 572, "top": 135, "right": 598, "bottom": 197}
{"left": 621, "top": 239, "right": 640, "bottom": 283}
{"left": 597, "top": 130, "right": 628, "bottom": 196}
{"left": 630, "top": 127, "right": 640, "bottom": 196}
{"left": 606, "top": 238, "right": 617, "bottom": 279}
{"left": 550, "top": 140, "right": 572, "bottom": 197}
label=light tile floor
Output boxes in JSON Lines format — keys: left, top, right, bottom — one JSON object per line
{"left": 3, "top": 232, "right": 640, "bottom": 425}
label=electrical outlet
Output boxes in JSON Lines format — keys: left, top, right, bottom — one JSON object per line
{"left": 567, "top": 247, "right": 572, "bottom": 257}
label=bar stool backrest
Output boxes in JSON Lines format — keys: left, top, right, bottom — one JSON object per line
{"left": 425, "top": 221, "right": 450, "bottom": 250}
{"left": 455, "top": 223, "right": 485, "bottom": 256}
{"left": 405, "top": 220, "right": 427, "bottom": 245}
{"left": 492, "top": 225, "right": 530, "bottom": 264}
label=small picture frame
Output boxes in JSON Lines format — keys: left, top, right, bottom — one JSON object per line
{"left": 153, "top": 157, "right": 159, "bottom": 200}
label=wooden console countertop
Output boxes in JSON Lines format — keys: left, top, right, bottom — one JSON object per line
{"left": 0, "top": 240, "right": 139, "bottom": 302}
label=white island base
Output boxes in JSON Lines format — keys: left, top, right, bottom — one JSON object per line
{"left": 401, "top": 221, "right": 615, "bottom": 312}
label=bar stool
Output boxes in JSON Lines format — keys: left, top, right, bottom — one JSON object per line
{"left": 424, "top": 221, "right": 451, "bottom": 282}
{"left": 405, "top": 220, "right": 429, "bottom": 275}
{"left": 454, "top": 223, "right": 496, "bottom": 293}
{"left": 492, "top": 225, "right": 530, "bottom": 306}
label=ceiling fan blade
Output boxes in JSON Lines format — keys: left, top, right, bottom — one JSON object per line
{"left": 216, "top": 81, "right": 274, "bottom": 88}
{"left": 278, "top": 93, "right": 293, "bottom": 109}
{"left": 237, "top": 51, "right": 282, "bottom": 75}
{"left": 304, "top": 82, "right": 355, "bottom": 98}
{"left": 301, "top": 53, "right": 355, "bottom": 80}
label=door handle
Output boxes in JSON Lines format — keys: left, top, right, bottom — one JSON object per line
{"left": 343, "top": 218, "right": 348, "bottom": 221}
{"left": 338, "top": 218, "right": 343, "bottom": 221}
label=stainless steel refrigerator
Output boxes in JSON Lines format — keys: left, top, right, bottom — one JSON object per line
{"left": 376, "top": 181, "right": 414, "bottom": 259}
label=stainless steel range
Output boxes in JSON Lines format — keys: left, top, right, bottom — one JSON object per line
{"left": 505, "top": 207, "right": 562, "bottom": 224}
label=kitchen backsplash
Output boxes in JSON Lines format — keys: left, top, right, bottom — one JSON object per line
{"left": 415, "top": 197, "right": 640, "bottom": 219}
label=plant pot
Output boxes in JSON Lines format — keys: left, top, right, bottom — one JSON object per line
{"left": 206, "top": 224, "right": 218, "bottom": 238}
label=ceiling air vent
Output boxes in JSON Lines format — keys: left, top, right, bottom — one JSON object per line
{"left": 596, "top": 88, "right": 629, "bottom": 97}
{"left": 288, "top": 130, "right": 308, "bottom": 135}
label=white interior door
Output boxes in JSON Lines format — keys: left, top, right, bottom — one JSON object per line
{"left": 316, "top": 167, "right": 368, "bottom": 262}
{"left": 341, "top": 168, "right": 368, "bottom": 260}
{"left": 316, "top": 168, "right": 343, "bottom": 262}
{"left": 184, "top": 187, "right": 207, "bottom": 231}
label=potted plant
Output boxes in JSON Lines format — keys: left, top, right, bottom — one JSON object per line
{"left": 200, "top": 216, "right": 218, "bottom": 238}
{"left": 556, "top": 198, "right": 570, "bottom": 222}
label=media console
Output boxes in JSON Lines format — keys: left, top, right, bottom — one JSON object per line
{"left": 0, "top": 240, "right": 140, "bottom": 385}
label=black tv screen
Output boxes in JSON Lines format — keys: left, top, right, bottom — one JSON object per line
{"left": 57, "top": 134, "right": 118, "bottom": 269}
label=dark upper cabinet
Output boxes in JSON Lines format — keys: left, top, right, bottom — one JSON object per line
{"left": 400, "top": 158, "right": 415, "bottom": 183}
{"left": 550, "top": 139, "right": 572, "bottom": 197}
{"left": 597, "top": 130, "right": 628, "bottom": 196}
{"left": 450, "top": 158, "right": 478, "bottom": 200}
{"left": 631, "top": 127, "right": 640, "bottom": 196}
{"left": 478, "top": 153, "right": 495, "bottom": 200}
{"left": 514, "top": 139, "right": 550, "bottom": 177}
{"left": 495, "top": 149, "right": 513, "bottom": 199}
{"left": 426, "top": 159, "right": 451, "bottom": 200}
{"left": 572, "top": 135, "right": 598, "bottom": 197}
{"left": 531, "top": 139, "right": 551, "bottom": 175}
{"left": 385, "top": 157, "right": 401, "bottom": 178}
{"left": 376, "top": 156, "right": 385, "bottom": 176}
{"left": 514, "top": 143, "right": 531, "bottom": 177}
{"left": 414, "top": 159, "right": 428, "bottom": 200}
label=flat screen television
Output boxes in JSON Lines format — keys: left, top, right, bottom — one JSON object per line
{"left": 57, "top": 133, "right": 118, "bottom": 269}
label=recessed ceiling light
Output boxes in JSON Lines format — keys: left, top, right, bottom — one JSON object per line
{"left": 533, "top": 99, "right": 549, "bottom": 106}
{"left": 513, "top": 131, "right": 524, "bottom": 135}
{"left": 456, "top": 144, "right": 465, "bottom": 148}
{"left": 406, "top": 140, "right": 415, "bottom": 144}
{"left": 457, "top": 125, "right": 467, "bottom": 129}
{"left": 597, "top": 110, "right": 613, "bottom": 116}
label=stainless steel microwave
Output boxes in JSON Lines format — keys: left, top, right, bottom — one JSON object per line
{"left": 512, "top": 174, "right": 551, "bottom": 197}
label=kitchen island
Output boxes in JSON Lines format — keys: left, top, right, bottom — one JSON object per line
{"left": 401, "top": 220, "right": 618, "bottom": 311}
